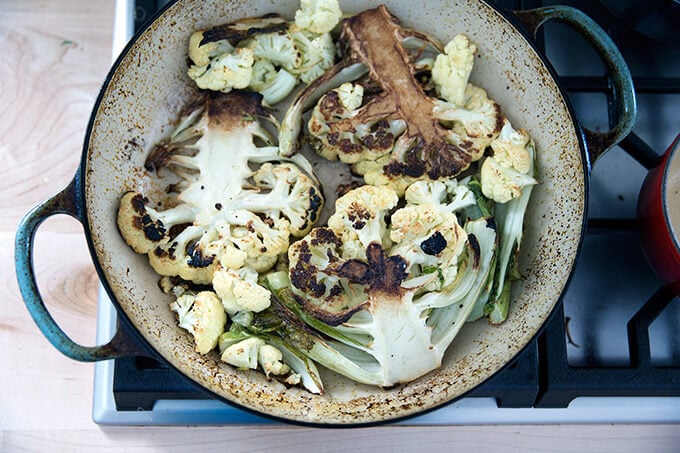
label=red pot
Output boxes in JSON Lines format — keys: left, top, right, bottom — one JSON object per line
{"left": 638, "top": 133, "right": 680, "bottom": 294}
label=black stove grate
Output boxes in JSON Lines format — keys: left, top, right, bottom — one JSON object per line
{"left": 113, "top": 0, "right": 680, "bottom": 412}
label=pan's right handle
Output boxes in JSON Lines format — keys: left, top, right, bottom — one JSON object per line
{"left": 15, "top": 176, "right": 146, "bottom": 361}
{"left": 512, "top": 6, "right": 637, "bottom": 166}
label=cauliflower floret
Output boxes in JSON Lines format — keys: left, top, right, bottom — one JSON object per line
{"left": 247, "top": 31, "right": 301, "bottom": 72}
{"left": 301, "top": 15, "right": 502, "bottom": 188}
{"left": 221, "top": 211, "right": 291, "bottom": 271}
{"left": 238, "top": 162, "right": 324, "bottom": 237}
{"left": 489, "top": 118, "right": 533, "bottom": 174}
{"left": 186, "top": 5, "right": 341, "bottom": 101}
{"left": 212, "top": 266, "right": 272, "bottom": 315}
{"left": 480, "top": 156, "right": 536, "bottom": 203}
{"left": 295, "top": 0, "right": 343, "bottom": 34}
{"left": 188, "top": 30, "right": 235, "bottom": 67}
{"left": 404, "top": 179, "right": 476, "bottom": 214}
{"left": 219, "top": 336, "right": 291, "bottom": 378}
{"left": 431, "top": 34, "right": 477, "bottom": 106}
{"left": 287, "top": 183, "right": 490, "bottom": 387}
{"left": 188, "top": 47, "right": 254, "bottom": 93}
{"left": 221, "top": 337, "right": 264, "bottom": 369}
{"left": 390, "top": 203, "right": 468, "bottom": 291}
{"left": 308, "top": 83, "right": 406, "bottom": 164}
{"left": 258, "top": 344, "right": 291, "bottom": 377}
{"left": 327, "top": 185, "right": 399, "bottom": 258}
{"left": 433, "top": 84, "right": 503, "bottom": 162}
{"left": 170, "top": 291, "right": 226, "bottom": 354}
{"left": 249, "top": 60, "right": 298, "bottom": 106}
{"left": 337, "top": 82, "right": 364, "bottom": 111}
{"left": 290, "top": 28, "right": 337, "bottom": 83}
{"left": 117, "top": 192, "right": 175, "bottom": 254}
{"left": 481, "top": 119, "right": 537, "bottom": 203}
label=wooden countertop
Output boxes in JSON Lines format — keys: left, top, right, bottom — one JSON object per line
{"left": 2, "top": 1, "right": 678, "bottom": 450}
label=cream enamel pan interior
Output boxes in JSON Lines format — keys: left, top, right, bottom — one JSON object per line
{"left": 84, "top": 0, "right": 584, "bottom": 424}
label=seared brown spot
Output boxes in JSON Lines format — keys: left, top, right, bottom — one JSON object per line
{"left": 336, "top": 180, "right": 363, "bottom": 197}
{"left": 290, "top": 241, "right": 327, "bottom": 299}
{"left": 307, "top": 187, "right": 323, "bottom": 223}
{"left": 311, "top": 227, "right": 342, "bottom": 248}
{"left": 127, "top": 193, "right": 167, "bottom": 242}
{"left": 347, "top": 201, "right": 371, "bottom": 229}
{"left": 292, "top": 294, "right": 367, "bottom": 327}
{"left": 199, "top": 13, "right": 288, "bottom": 46}
{"left": 329, "top": 284, "right": 343, "bottom": 297}
{"left": 168, "top": 242, "right": 178, "bottom": 259}
{"left": 365, "top": 243, "right": 408, "bottom": 296}
{"left": 153, "top": 246, "right": 168, "bottom": 258}
{"left": 335, "top": 259, "right": 371, "bottom": 284}
{"left": 144, "top": 143, "right": 174, "bottom": 172}
{"left": 420, "top": 232, "right": 447, "bottom": 256}
{"left": 327, "top": 132, "right": 340, "bottom": 145}
{"left": 206, "top": 90, "right": 271, "bottom": 130}
{"left": 360, "top": 127, "right": 394, "bottom": 151}
{"left": 331, "top": 243, "right": 408, "bottom": 297}
{"left": 186, "top": 243, "right": 214, "bottom": 268}
{"left": 467, "top": 234, "right": 481, "bottom": 267}
{"left": 130, "top": 193, "right": 147, "bottom": 215}
{"left": 319, "top": 90, "right": 345, "bottom": 119}
{"left": 339, "top": 138, "right": 363, "bottom": 154}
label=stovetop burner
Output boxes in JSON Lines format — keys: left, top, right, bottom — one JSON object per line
{"left": 94, "top": 0, "right": 680, "bottom": 425}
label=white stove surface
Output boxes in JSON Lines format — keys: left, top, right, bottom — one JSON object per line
{"left": 92, "top": 287, "right": 680, "bottom": 425}
{"left": 93, "top": 0, "right": 680, "bottom": 425}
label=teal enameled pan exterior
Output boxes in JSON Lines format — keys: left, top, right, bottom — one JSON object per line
{"left": 16, "top": 0, "right": 635, "bottom": 425}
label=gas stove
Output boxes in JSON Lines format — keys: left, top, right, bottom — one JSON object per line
{"left": 93, "top": 0, "right": 680, "bottom": 425}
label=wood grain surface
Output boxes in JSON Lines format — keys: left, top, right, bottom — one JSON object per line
{"left": 1, "top": 1, "right": 678, "bottom": 451}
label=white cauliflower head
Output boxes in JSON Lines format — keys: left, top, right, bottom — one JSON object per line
{"left": 431, "top": 34, "right": 477, "bottom": 106}
{"left": 188, "top": 30, "right": 235, "bottom": 67}
{"left": 295, "top": 0, "right": 343, "bottom": 34}
{"left": 221, "top": 337, "right": 265, "bottom": 369}
{"left": 212, "top": 266, "right": 272, "bottom": 315}
{"left": 170, "top": 291, "right": 226, "bottom": 354}
{"left": 480, "top": 119, "right": 537, "bottom": 203}
{"left": 186, "top": 6, "right": 340, "bottom": 103}
{"left": 188, "top": 47, "right": 254, "bottom": 93}
{"left": 258, "top": 344, "right": 291, "bottom": 377}
{"left": 301, "top": 10, "right": 503, "bottom": 190}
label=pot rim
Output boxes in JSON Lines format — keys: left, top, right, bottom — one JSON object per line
{"left": 76, "top": 0, "right": 591, "bottom": 426}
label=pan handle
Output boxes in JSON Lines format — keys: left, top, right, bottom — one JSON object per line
{"left": 15, "top": 176, "right": 147, "bottom": 361}
{"left": 512, "top": 6, "right": 637, "bottom": 166}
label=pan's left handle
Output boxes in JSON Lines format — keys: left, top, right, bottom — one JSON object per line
{"left": 512, "top": 5, "right": 637, "bottom": 166}
{"left": 15, "top": 176, "right": 146, "bottom": 361}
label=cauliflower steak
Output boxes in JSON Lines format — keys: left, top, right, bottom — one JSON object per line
{"left": 285, "top": 184, "right": 497, "bottom": 386}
